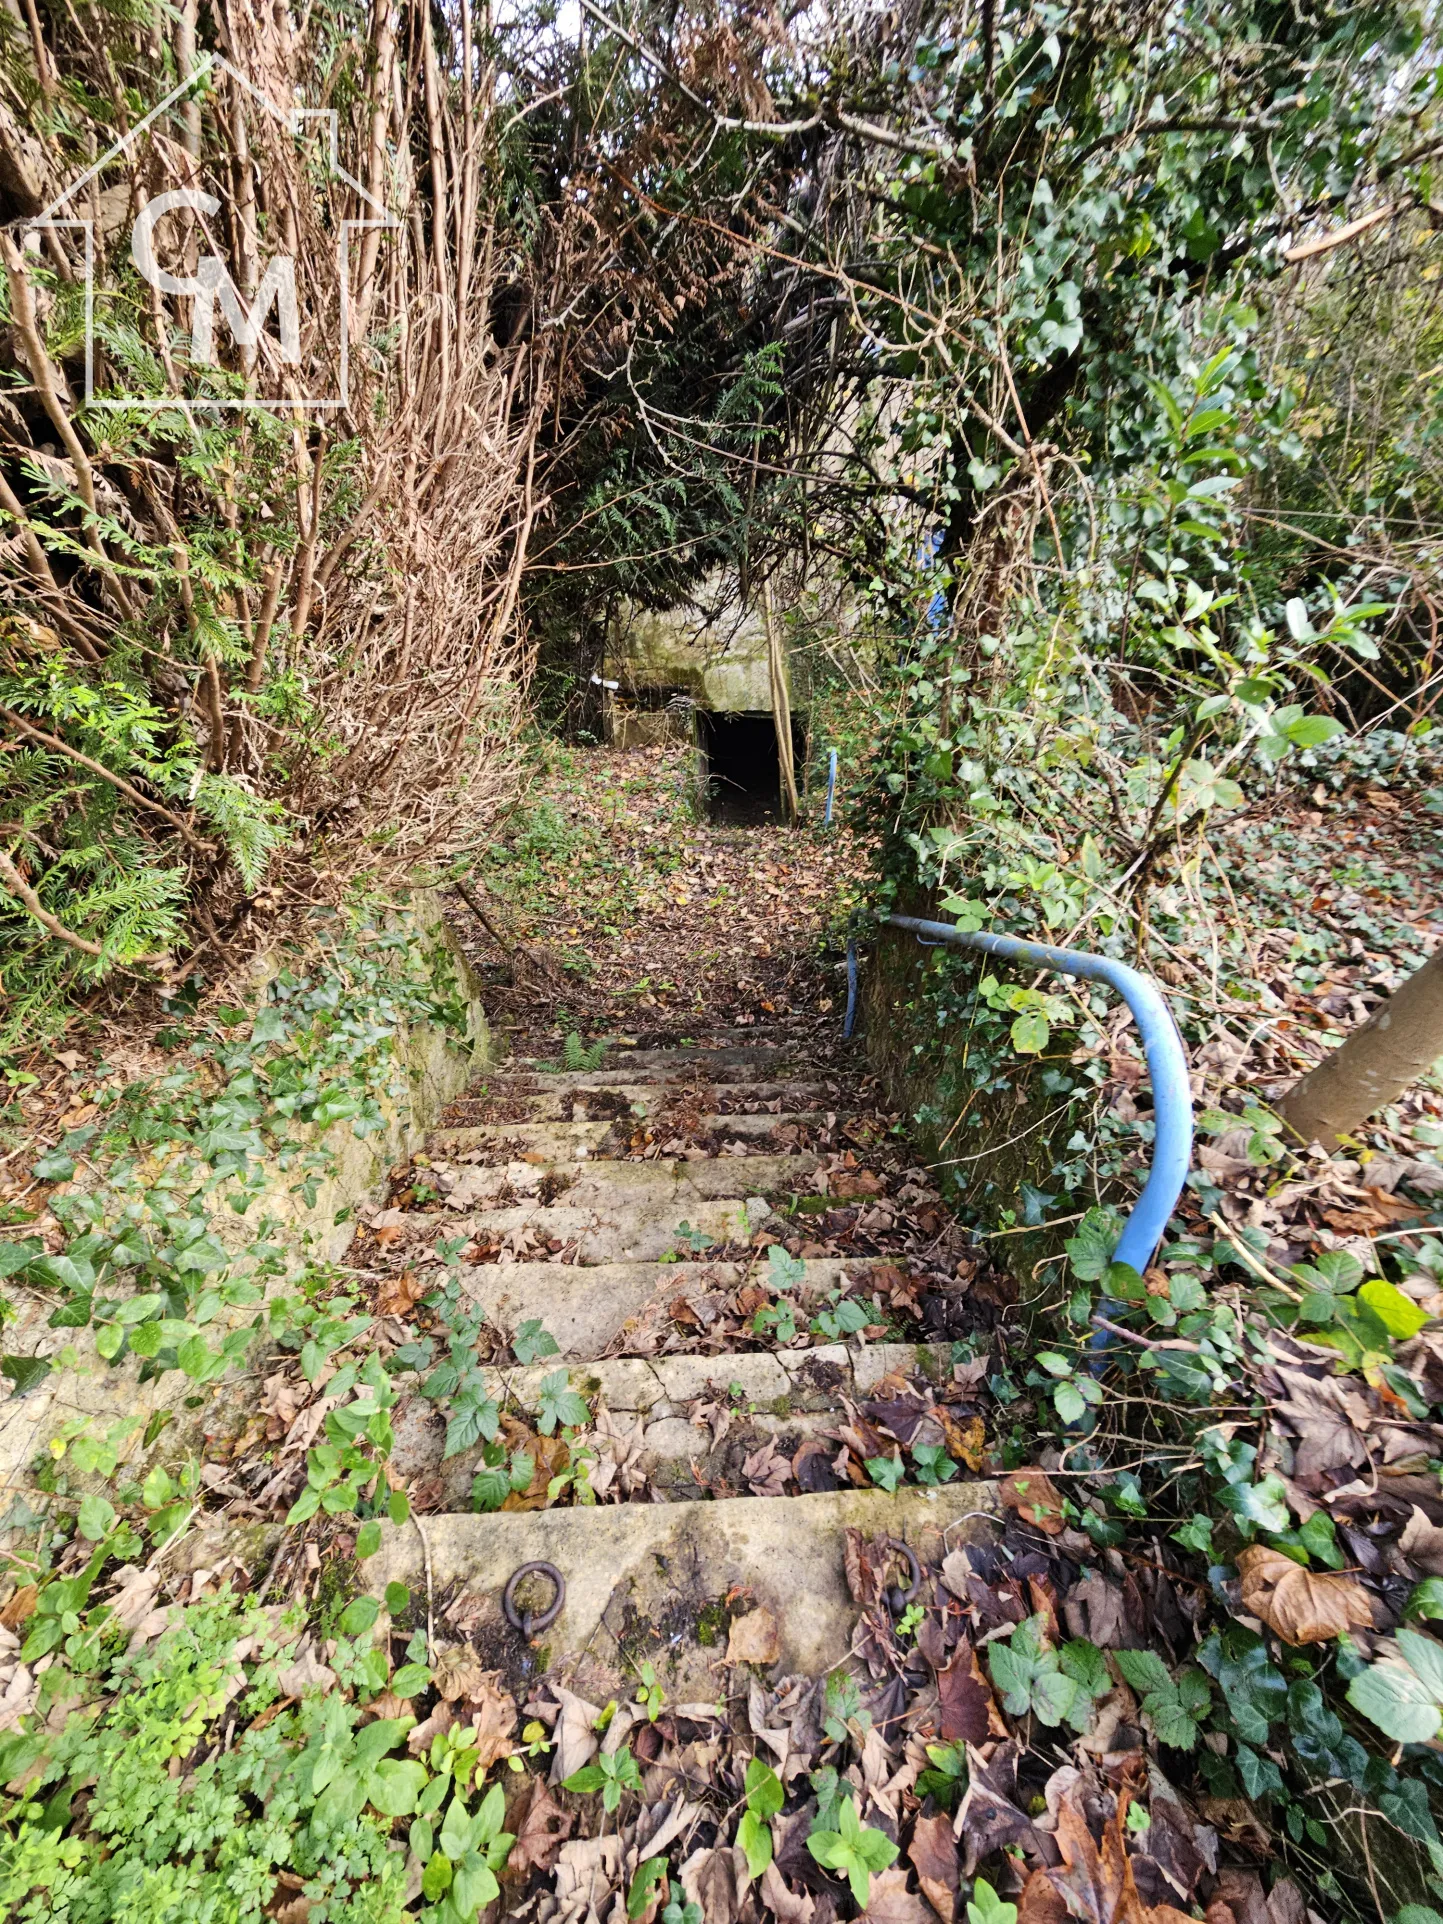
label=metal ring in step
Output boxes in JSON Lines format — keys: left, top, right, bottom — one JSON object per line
{"left": 885, "top": 1540, "right": 922, "bottom": 1618}
{"left": 502, "top": 1560, "right": 566, "bottom": 1638}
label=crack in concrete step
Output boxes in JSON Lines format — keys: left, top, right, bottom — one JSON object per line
{"left": 418, "top": 1152, "right": 823, "bottom": 1212}
{"left": 436, "top": 1082, "right": 839, "bottom": 1131}
{"left": 453, "top": 1255, "right": 881, "bottom": 1356}
{"left": 366, "top": 1483, "right": 1001, "bottom": 1696}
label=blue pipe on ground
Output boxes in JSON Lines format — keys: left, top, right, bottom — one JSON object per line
{"left": 823, "top": 749, "right": 838, "bottom": 827}
{"left": 851, "top": 916, "right": 1193, "bottom": 1353}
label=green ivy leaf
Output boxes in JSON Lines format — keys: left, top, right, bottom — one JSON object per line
{"left": 744, "top": 1756, "right": 784, "bottom": 1820}
{"left": 865, "top": 1453, "right": 904, "bottom": 1493}
{"left": 1064, "top": 1208, "right": 1122, "bottom": 1282}
{"left": 537, "top": 1370, "right": 590, "bottom": 1436}
{"left": 77, "top": 1493, "right": 116, "bottom": 1542}
{"left": 967, "top": 1879, "right": 1018, "bottom": 1924}
{"left": 1347, "top": 1656, "right": 1443, "bottom": 1744}
{"left": 1172, "top": 1514, "right": 1214, "bottom": 1557}
{"left": 628, "top": 1858, "right": 669, "bottom": 1918}
{"left": 2, "top": 1354, "right": 52, "bottom": 1397}
{"left": 1356, "top": 1279, "right": 1428, "bottom": 1340}
{"left": 368, "top": 1758, "right": 427, "bottom": 1817}
{"left": 422, "top": 1852, "right": 453, "bottom": 1902}
{"left": 1405, "top": 1578, "right": 1443, "bottom": 1623}
{"left": 737, "top": 1807, "right": 773, "bottom": 1878}
{"left": 445, "top": 1385, "right": 500, "bottom": 1458}
{"left": 340, "top": 1595, "right": 380, "bottom": 1637}
{"left": 0, "top": 1241, "right": 42, "bottom": 1280}
{"left": 513, "top": 1318, "right": 560, "bottom": 1365}
{"left": 1011, "top": 1009, "right": 1049, "bottom": 1054}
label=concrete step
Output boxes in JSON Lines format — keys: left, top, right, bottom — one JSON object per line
{"left": 482, "top": 1058, "right": 802, "bottom": 1093}
{"left": 390, "top": 1341, "right": 954, "bottom": 1498}
{"left": 418, "top": 1152, "right": 824, "bottom": 1212}
{"left": 514, "top": 1338, "right": 952, "bottom": 1418}
{"left": 425, "top": 1113, "right": 831, "bottom": 1163}
{"left": 511, "top": 1045, "right": 799, "bottom": 1076}
{"left": 602, "top": 1026, "right": 799, "bottom": 1048}
{"left": 435, "top": 1082, "right": 839, "bottom": 1131}
{"left": 411, "top": 1196, "right": 775, "bottom": 1263}
{"left": 455, "top": 1254, "right": 872, "bottom": 1357}
{"left": 367, "top": 1481, "right": 1000, "bottom": 1697}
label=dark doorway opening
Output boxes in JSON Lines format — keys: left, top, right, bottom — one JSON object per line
{"left": 698, "top": 711, "right": 806, "bottom": 824}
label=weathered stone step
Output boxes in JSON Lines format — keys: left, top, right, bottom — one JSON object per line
{"left": 436, "top": 1081, "right": 839, "bottom": 1130}
{"left": 511, "top": 1044, "right": 798, "bottom": 1075}
{"left": 368, "top": 1482, "right": 1000, "bottom": 1696}
{"left": 455, "top": 1254, "right": 876, "bottom": 1356}
{"left": 482, "top": 1058, "right": 802, "bottom": 1093}
{"left": 411, "top": 1196, "right": 774, "bottom": 1263}
{"left": 512, "top": 1338, "right": 952, "bottom": 1416}
{"left": 416, "top": 1152, "right": 823, "bottom": 1212}
{"left": 390, "top": 1342, "right": 956, "bottom": 1504}
{"left": 425, "top": 1113, "right": 829, "bottom": 1163}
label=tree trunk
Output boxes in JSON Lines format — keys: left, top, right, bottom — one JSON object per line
{"left": 762, "top": 580, "right": 799, "bottom": 823}
{"left": 1277, "top": 946, "right": 1443, "bottom": 1150}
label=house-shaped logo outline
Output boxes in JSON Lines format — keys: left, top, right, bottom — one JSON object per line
{"left": 24, "top": 53, "right": 397, "bottom": 412}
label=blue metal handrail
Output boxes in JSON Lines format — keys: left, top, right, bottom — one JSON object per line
{"left": 849, "top": 914, "right": 1193, "bottom": 1285}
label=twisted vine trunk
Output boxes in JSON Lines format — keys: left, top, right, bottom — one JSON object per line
{"left": 1278, "top": 947, "right": 1443, "bottom": 1150}
{"left": 0, "top": 0, "right": 564, "bottom": 1035}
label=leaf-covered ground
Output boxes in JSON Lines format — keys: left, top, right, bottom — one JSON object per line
{"left": 4, "top": 740, "right": 1443, "bottom": 1924}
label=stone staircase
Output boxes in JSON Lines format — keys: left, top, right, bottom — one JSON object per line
{"left": 366, "top": 1025, "right": 1000, "bottom": 1697}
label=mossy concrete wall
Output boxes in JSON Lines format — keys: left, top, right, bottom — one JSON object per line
{"left": 0, "top": 889, "right": 492, "bottom": 1492}
{"left": 602, "top": 572, "right": 808, "bottom": 729}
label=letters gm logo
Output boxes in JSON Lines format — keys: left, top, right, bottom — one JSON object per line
{"left": 24, "top": 55, "right": 393, "bottom": 413}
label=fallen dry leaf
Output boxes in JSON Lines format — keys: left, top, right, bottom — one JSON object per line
{"left": 742, "top": 1436, "right": 791, "bottom": 1497}
{"left": 506, "top": 1774, "right": 573, "bottom": 1878}
{"left": 761, "top": 1863, "right": 816, "bottom": 1922}
{"left": 680, "top": 1844, "right": 750, "bottom": 1924}
{"left": 548, "top": 1685, "right": 603, "bottom": 1784}
{"left": 0, "top": 1584, "right": 38, "bottom": 1631}
{"left": 432, "top": 1642, "right": 490, "bottom": 1702}
{"left": 1000, "top": 1468, "right": 1067, "bottom": 1534}
{"left": 406, "top": 1699, "right": 456, "bottom": 1755}
{"left": 275, "top": 1642, "right": 337, "bottom": 1698}
{"left": 1018, "top": 1771, "right": 1194, "bottom": 1924}
{"left": 103, "top": 1566, "right": 161, "bottom": 1633}
{"left": 376, "top": 1268, "right": 425, "bottom": 1316}
{"left": 502, "top": 1423, "right": 570, "bottom": 1512}
{"left": 1236, "top": 1545, "right": 1376, "bottom": 1644}
{"left": 727, "top": 1605, "right": 781, "bottom": 1667}
{"left": 908, "top": 1810, "right": 960, "bottom": 1923}
{"left": 937, "top": 1409, "right": 986, "bottom": 1470}
{"left": 833, "top": 1168, "right": 886, "bottom": 1199}
{"left": 864, "top": 1867, "right": 933, "bottom": 1923}
{"left": 1400, "top": 1505, "right": 1443, "bottom": 1576}
{"left": 1273, "top": 1368, "right": 1369, "bottom": 1479}
{"left": 549, "top": 1834, "right": 624, "bottom": 1924}
{"left": 935, "top": 1640, "right": 995, "bottom": 1745}
{"left": 468, "top": 1671, "right": 520, "bottom": 1769}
